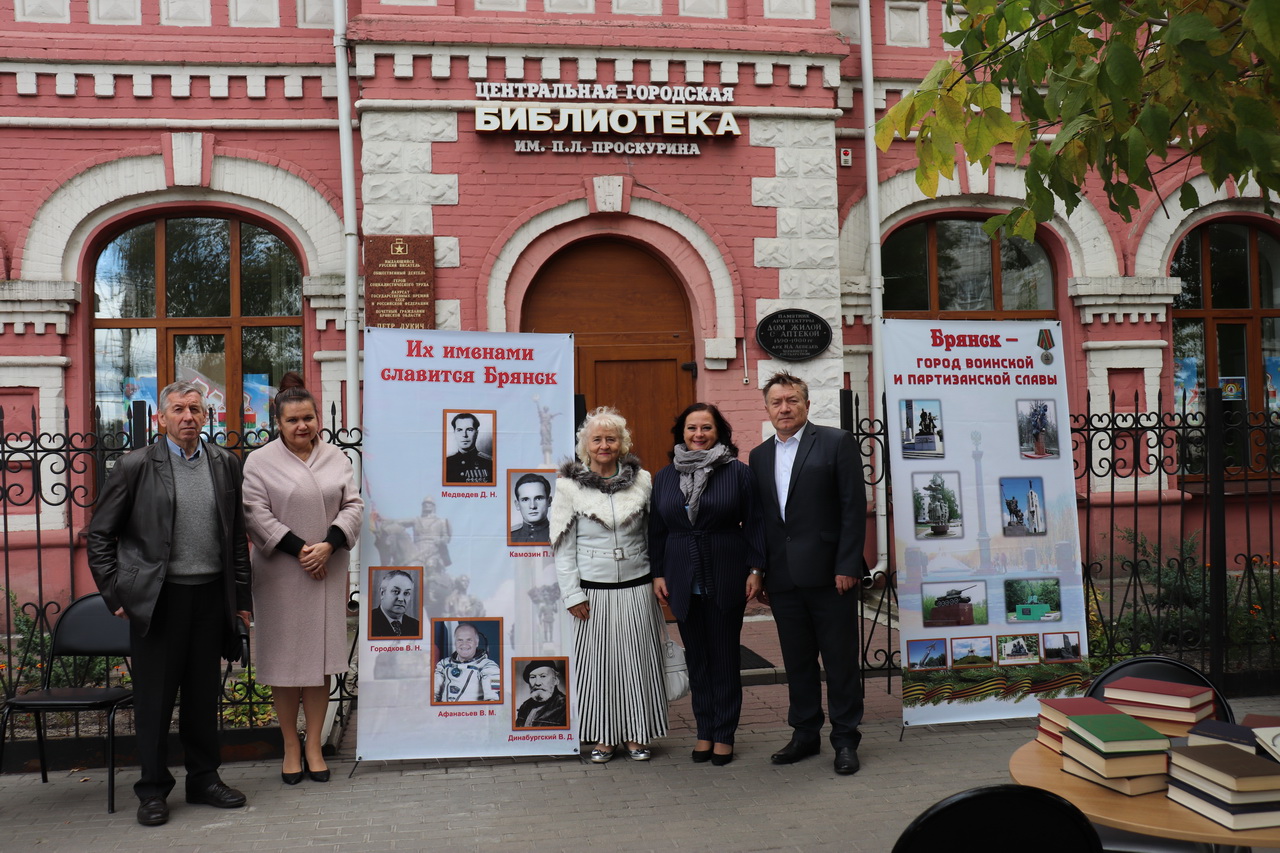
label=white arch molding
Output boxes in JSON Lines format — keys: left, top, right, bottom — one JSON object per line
{"left": 1133, "top": 175, "right": 1274, "bottom": 276}
{"left": 484, "top": 197, "right": 740, "bottom": 362}
{"left": 840, "top": 163, "right": 1120, "bottom": 285}
{"left": 24, "top": 154, "right": 345, "bottom": 282}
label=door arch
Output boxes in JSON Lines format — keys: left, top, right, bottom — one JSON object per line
{"left": 521, "top": 237, "right": 696, "bottom": 469}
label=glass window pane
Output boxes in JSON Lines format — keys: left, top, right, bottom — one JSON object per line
{"left": 241, "top": 326, "right": 303, "bottom": 434}
{"left": 1259, "top": 231, "right": 1280, "bottom": 310}
{"left": 936, "top": 220, "right": 993, "bottom": 311}
{"left": 240, "top": 224, "right": 302, "bottom": 317}
{"left": 1207, "top": 223, "right": 1250, "bottom": 309}
{"left": 1264, "top": 319, "right": 1280, "bottom": 413}
{"left": 166, "top": 218, "right": 231, "bottom": 318}
{"left": 1172, "top": 319, "right": 1205, "bottom": 413}
{"left": 94, "top": 222, "right": 156, "bottom": 319}
{"left": 882, "top": 222, "right": 929, "bottom": 310}
{"left": 1170, "top": 229, "right": 1202, "bottom": 309}
{"left": 174, "top": 333, "right": 227, "bottom": 431}
{"left": 1000, "top": 235, "right": 1054, "bottom": 310}
{"left": 94, "top": 327, "right": 157, "bottom": 436}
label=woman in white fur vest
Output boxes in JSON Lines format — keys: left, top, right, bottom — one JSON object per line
{"left": 551, "top": 406, "right": 668, "bottom": 763}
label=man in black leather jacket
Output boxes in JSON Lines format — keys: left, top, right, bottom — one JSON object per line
{"left": 87, "top": 381, "right": 252, "bottom": 826}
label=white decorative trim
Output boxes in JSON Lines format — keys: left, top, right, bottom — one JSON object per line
{"left": 483, "top": 197, "right": 738, "bottom": 369}
{"left": 313, "top": 349, "right": 364, "bottom": 432}
{"left": 169, "top": 132, "right": 206, "bottom": 187}
{"left": 90, "top": 0, "right": 142, "bottom": 25}
{"left": 0, "top": 62, "right": 337, "bottom": 104}
{"left": 161, "top": 0, "right": 212, "bottom": 26}
{"left": 23, "top": 154, "right": 344, "bottom": 283}
{"left": 305, "top": 274, "right": 363, "bottom": 332}
{"left": 1133, "top": 174, "right": 1274, "bottom": 276}
{"left": 230, "top": 0, "right": 280, "bottom": 26}
{"left": 476, "top": 0, "right": 525, "bottom": 9}
{"left": 885, "top": 1, "right": 930, "bottom": 48}
{"left": 351, "top": 45, "right": 842, "bottom": 91}
{"left": 1069, "top": 276, "right": 1182, "bottom": 325}
{"left": 840, "top": 164, "right": 1117, "bottom": 324}
{"left": 296, "top": 0, "right": 334, "bottom": 25}
{"left": 613, "top": 0, "right": 662, "bottom": 15}
{"left": 546, "top": 0, "right": 593, "bottom": 12}
{"left": 762, "top": 0, "right": 814, "bottom": 20}
{"left": 0, "top": 280, "right": 78, "bottom": 334}
{"left": 592, "top": 176, "right": 625, "bottom": 212}
{"left": 15, "top": 0, "right": 70, "bottom": 23}
{"left": 360, "top": 110, "right": 460, "bottom": 237}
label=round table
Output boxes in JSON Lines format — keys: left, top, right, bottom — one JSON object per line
{"left": 1009, "top": 741, "right": 1280, "bottom": 848}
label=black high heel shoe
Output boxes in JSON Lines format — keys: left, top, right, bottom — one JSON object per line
{"left": 281, "top": 757, "right": 305, "bottom": 785}
{"left": 307, "top": 763, "right": 331, "bottom": 783}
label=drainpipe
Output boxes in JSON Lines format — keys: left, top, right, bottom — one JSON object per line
{"left": 334, "top": 0, "right": 361, "bottom": 437}
{"left": 327, "top": 0, "right": 360, "bottom": 748}
{"left": 859, "top": 0, "right": 889, "bottom": 583}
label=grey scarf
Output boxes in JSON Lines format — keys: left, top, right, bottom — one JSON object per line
{"left": 673, "top": 443, "right": 731, "bottom": 523}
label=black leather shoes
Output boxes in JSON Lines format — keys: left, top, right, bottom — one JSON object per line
{"left": 833, "top": 746, "right": 860, "bottom": 775}
{"left": 307, "top": 767, "right": 331, "bottom": 783}
{"left": 136, "top": 796, "right": 168, "bottom": 826}
{"left": 770, "top": 737, "right": 820, "bottom": 765}
{"left": 185, "top": 781, "right": 247, "bottom": 808}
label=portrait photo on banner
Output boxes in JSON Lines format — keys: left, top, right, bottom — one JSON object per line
{"left": 507, "top": 469, "right": 555, "bottom": 547}
{"left": 368, "top": 566, "right": 424, "bottom": 641}
{"left": 431, "top": 617, "right": 504, "bottom": 705}
{"left": 510, "top": 656, "right": 570, "bottom": 731}
{"left": 442, "top": 409, "right": 497, "bottom": 486}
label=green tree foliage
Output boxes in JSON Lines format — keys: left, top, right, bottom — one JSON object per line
{"left": 875, "top": 1, "right": 1280, "bottom": 240}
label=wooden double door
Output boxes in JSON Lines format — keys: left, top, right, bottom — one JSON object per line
{"left": 521, "top": 238, "right": 697, "bottom": 471}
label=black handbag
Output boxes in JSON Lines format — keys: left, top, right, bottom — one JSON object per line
{"left": 223, "top": 616, "right": 250, "bottom": 664}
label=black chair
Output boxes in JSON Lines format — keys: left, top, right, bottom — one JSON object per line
{"left": 892, "top": 784, "right": 1103, "bottom": 853}
{"left": 1083, "top": 655, "right": 1234, "bottom": 723}
{"left": 0, "top": 593, "right": 133, "bottom": 813}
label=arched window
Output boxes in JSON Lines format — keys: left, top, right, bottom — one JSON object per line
{"left": 1171, "top": 221, "right": 1280, "bottom": 415}
{"left": 882, "top": 219, "right": 1056, "bottom": 316}
{"left": 92, "top": 215, "right": 303, "bottom": 439}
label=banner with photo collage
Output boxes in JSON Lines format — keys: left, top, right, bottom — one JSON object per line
{"left": 884, "top": 320, "right": 1090, "bottom": 726}
{"left": 358, "top": 328, "right": 577, "bottom": 760}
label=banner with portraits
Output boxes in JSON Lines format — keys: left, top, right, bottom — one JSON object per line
{"left": 884, "top": 320, "right": 1090, "bottom": 727}
{"left": 358, "top": 328, "right": 578, "bottom": 760}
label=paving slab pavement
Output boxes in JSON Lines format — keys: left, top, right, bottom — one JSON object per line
{"left": 2, "top": 614, "right": 1277, "bottom": 852}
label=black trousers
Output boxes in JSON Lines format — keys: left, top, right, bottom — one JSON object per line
{"left": 768, "top": 583, "right": 863, "bottom": 749}
{"left": 129, "top": 580, "right": 226, "bottom": 800}
{"left": 677, "top": 593, "right": 744, "bottom": 745}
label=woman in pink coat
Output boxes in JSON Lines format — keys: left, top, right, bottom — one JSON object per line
{"left": 243, "top": 373, "right": 362, "bottom": 784}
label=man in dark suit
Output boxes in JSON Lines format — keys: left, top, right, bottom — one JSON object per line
{"left": 87, "top": 381, "right": 252, "bottom": 825}
{"left": 749, "top": 372, "right": 866, "bottom": 775}
{"left": 370, "top": 569, "right": 421, "bottom": 638}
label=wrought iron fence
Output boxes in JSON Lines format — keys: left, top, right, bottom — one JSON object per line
{"left": 0, "top": 401, "right": 362, "bottom": 753}
{"left": 6, "top": 388, "right": 1279, "bottom": 759}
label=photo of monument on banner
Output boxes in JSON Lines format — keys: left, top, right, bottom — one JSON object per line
{"left": 884, "top": 319, "right": 1090, "bottom": 727}
{"left": 358, "top": 329, "right": 577, "bottom": 761}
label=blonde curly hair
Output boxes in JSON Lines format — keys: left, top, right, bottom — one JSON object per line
{"left": 575, "top": 406, "right": 633, "bottom": 465}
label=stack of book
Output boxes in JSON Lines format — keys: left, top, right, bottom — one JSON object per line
{"left": 1187, "top": 718, "right": 1259, "bottom": 753}
{"left": 1167, "top": 744, "right": 1280, "bottom": 829}
{"left": 1036, "top": 696, "right": 1122, "bottom": 753}
{"left": 1060, "top": 713, "right": 1170, "bottom": 796}
{"left": 1101, "top": 676, "right": 1216, "bottom": 737}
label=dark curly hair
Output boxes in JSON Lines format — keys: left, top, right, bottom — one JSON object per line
{"left": 669, "top": 402, "right": 737, "bottom": 460}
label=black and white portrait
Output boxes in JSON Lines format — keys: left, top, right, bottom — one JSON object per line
{"left": 368, "top": 567, "right": 423, "bottom": 640}
{"left": 507, "top": 470, "right": 555, "bottom": 546}
{"left": 512, "top": 657, "right": 570, "bottom": 730}
{"left": 442, "top": 410, "right": 496, "bottom": 486}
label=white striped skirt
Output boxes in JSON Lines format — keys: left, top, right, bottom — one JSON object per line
{"left": 573, "top": 583, "right": 669, "bottom": 746}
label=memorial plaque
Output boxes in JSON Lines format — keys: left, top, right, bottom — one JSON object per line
{"left": 365, "top": 235, "right": 435, "bottom": 329}
{"left": 755, "top": 308, "right": 833, "bottom": 362}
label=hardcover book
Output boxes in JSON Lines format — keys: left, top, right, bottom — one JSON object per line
{"left": 1187, "top": 719, "right": 1259, "bottom": 753}
{"left": 1169, "top": 764, "right": 1280, "bottom": 805}
{"left": 1061, "top": 732, "right": 1168, "bottom": 778}
{"left": 1102, "top": 677, "right": 1214, "bottom": 709}
{"left": 1252, "top": 726, "right": 1280, "bottom": 764}
{"left": 1036, "top": 725, "right": 1064, "bottom": 753}
{"left": 1067, "top": 713, "right": 1170, "bottom": 754}
{"left": 1062, "top": 755, "right": 1167, "bottom": 796}
{"left": 1039, "top": 696, "right": 1123, "bottom": 729}
{"left": 1169, "top": 744, "right": 1280, "bottom": 791}
{"left": 1167, "top": 780, "right": 1280, "bottom": 830}
{"left": 1241, "top": 714, "right": 1280, "bottom": 730}
{"left": 1106, "top": 698, "right": 1214, "bottom": 723}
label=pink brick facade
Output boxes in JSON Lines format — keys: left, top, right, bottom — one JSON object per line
{"left": 0, "top": 0, "right": 1268, "bottom": 590}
